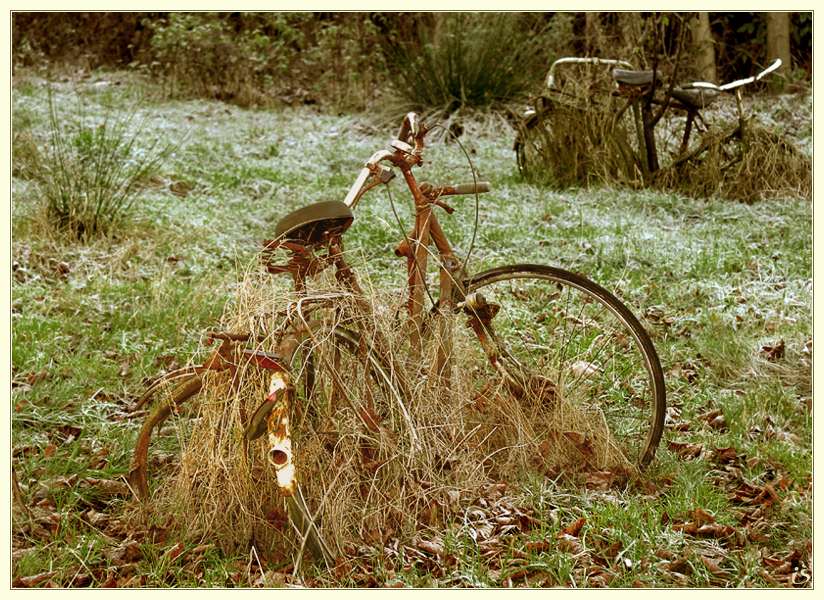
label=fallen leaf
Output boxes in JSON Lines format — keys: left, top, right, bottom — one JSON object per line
{"left": 712, "top": 446, "right": 738, "bottom": 464}
{"left": 563, "top": 431, "right": 595, "bottom": 461}
{"left": 56, "top": 424, "right": 82, "bottom": 444}
{"left": 71, "top": 572, "right": 93, "bottom": 587}
{"left": 163, "top": 542, "right": 185, "bottom": 563}
{"left": 604, "top": 539, "right": 623, "bottom": 559}
{"left": 169, "top": 180, "right": 193, "bottom": 198}
{"left": 25, "top": 371, "right": 49, "bottom": 386}
{"left": 667, "top": 441, "right": 703, "bottom": 459}
{"left": 82, "top": 477, "right": 130, "bottom": 498}
{"left": 416, "top": 539, "right": 444, "bottom": 557}
{"left": 691, "top": 507, "right": 716, "bottom": 526}
{"left": 84, "top": 509, "right": 109, "bottom": 527}
{"left": 708, "top": 414, "right": 727, "bottom": 430}
{"left": 760, "top": 340, "right": 785, "bottom": 361}
{"left": 586, "top": 471, "right": 615, "bottom": 490}
{"left": 525, "top": 540, "right": 552, "bottom": 553}
{"left": 559, "top": 517, "right": 586, "bottom": 538}
{"left": 571, "top": 360, "right": 601, "bottom": 378}
{"left": 671, "top": 361, "right": 699, "bottom": 383}
{"left": 696, "top": 408, "right": 728, "bottom": 431}
{"left": 56, "top": 261, "right": 71, "bottom": 276}
{"left": 190, "top": 543, "right": 214, "bottom": 556}
{"left": 333, "top": 556, "right": 351, "bottom": 580}
{"left": 694, "top": 523, "right": 734, "bottom": 539}
{"left": 752, "top": 484, "right": 781, "bottom": 507}
{"left": 557, "top": 533, "right": 583, "bottom": 554}
{"left": 13, "top": 571, "right": 57, "bottom": 588}
{"left": 104, "top": 539, "right": 142, "bottom": 565}
{"left": 700, "top": 555, "right": 725, "bottom": 577}
{"left": 587, "top": 568, "right": 613, "bottom": 587}
{"left": 666, "top": 558, "right": 692, "bottom": 575}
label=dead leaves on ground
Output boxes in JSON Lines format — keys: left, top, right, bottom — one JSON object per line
{"left": 13, "top": 530, "right": 222, "bottom": 588}
{"left": 761, "top": 548, "right": 811, "bottom": 587}
{"left": 670, "top": 508, "right": 737, "bottom": 541}
{"left": 759, "top": 339, "right": 785, "bottom": 362}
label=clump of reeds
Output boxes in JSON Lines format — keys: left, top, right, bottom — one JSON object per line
{"left": 24, "top": 91, "right": 170, "bottom": 240}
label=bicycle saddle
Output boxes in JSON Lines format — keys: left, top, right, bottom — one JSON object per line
{"left": 274, "top": 200, "right": 354, "bottom": 245}
{"left": 670, "top": 88, "right": 718, "bottom": 110}
{"left": 612, "top": 69, "right": 656, "bottom": 86}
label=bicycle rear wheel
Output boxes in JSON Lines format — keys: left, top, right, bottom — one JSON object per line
{"left": 464, "top": 264, "right": 665, "bottom": 473}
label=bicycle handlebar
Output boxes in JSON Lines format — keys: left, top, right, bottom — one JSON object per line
{"left": 685, "top": 58, "right": 782, "bottom": 93}
{"left": 546, "top": 57, "right": 635, "bottom": 89}
{"left": 447, "top": 182, "right": 491, "bottom": 195}
{"left": 343, "top": 112, "right": 491, "bottom": 210}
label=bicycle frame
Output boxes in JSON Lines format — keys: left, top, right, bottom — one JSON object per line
{"left": 341, "top": 113, "right": 486, "bottom": 369}
{"left": 238, "top": 113, "right": 491, "bottom": 492}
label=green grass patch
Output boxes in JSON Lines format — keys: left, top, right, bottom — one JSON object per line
{"left": 11, "top": 71, "right": 811, "bottom": 588}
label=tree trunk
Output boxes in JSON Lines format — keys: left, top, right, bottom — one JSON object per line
{"left": 766, "top": 12, "right": 792, "bottom": 69}
{"left": 585, "top": 13, "right": 598, "bottom": 55}
{"left": 691, "top": 12, "right": 716, "bottom": 82}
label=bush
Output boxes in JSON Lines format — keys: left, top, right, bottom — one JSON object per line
{"left": 29, "top": 92, "right": 170, "bottom": 239}
{"left": 145, "top": 13, "right": 386, "bottom": 110}
{"left": 12, "top": 12, "right": 154, "bottom": 70}
{"left": 145, "top": 13, "right": 293, "bottom": 106}
{"left": 378, "top": 13, "right": 569, "bottom": 114}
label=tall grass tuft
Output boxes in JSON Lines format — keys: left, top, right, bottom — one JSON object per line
{"left": 34, "top": 92, "right": 170, "bottom": 239}
{"left": 380, "top": 13, "right": 569, "bottom": 115}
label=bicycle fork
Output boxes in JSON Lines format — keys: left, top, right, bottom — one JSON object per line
{"left": 461, "top": 292, "right": 559, "bottom": 407}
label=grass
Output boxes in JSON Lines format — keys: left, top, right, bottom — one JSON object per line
{"left": 11, "top": 69, "right": 811, "bottom": 588}
{"left": 19, "top": 88, "right": 173, "bottom": 239}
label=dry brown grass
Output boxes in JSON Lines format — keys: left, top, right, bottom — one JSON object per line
{"left": 515, "top": 68, "right": 643, "bottom": 188}
{"left": 146, "top": 265, "right": 634, "bottom": 565}
{"left": 657, "top": 123, "right": 812, "bottom": 202}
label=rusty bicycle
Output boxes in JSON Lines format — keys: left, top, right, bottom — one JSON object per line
{"left": 128, "top": 112, "right": 666, "bottom": 564}
{"left": 513, "top": 55, "right": 788, "bottom": 194}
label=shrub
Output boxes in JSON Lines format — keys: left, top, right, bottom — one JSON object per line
{"left": 378, "top": 13, "right": 567, "bottom": 114}
{"left": 30, "top": 92, "right": 170, "bottom": 239}
{"left": 12, "top": 12, "right": 153, "bottom": 70}
{"left": 146, "top": 13, "right": 303, "bottom": 106}
{"left": 144, "top": 13, "right": 386, "bottom": 110}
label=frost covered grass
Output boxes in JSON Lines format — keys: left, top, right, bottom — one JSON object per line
{"left": 11, "top": 72, "right": 811, "bottom": 587}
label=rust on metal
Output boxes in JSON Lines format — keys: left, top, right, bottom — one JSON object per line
{"left": 265, "top": 371, "right": 296, "bottom": 495}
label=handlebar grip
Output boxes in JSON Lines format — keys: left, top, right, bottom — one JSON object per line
{"left": 453, "top": 182, "right": 491, "bottom": 195}
{"left": 397, "top": 112, "right": 421, "bottom": 143}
